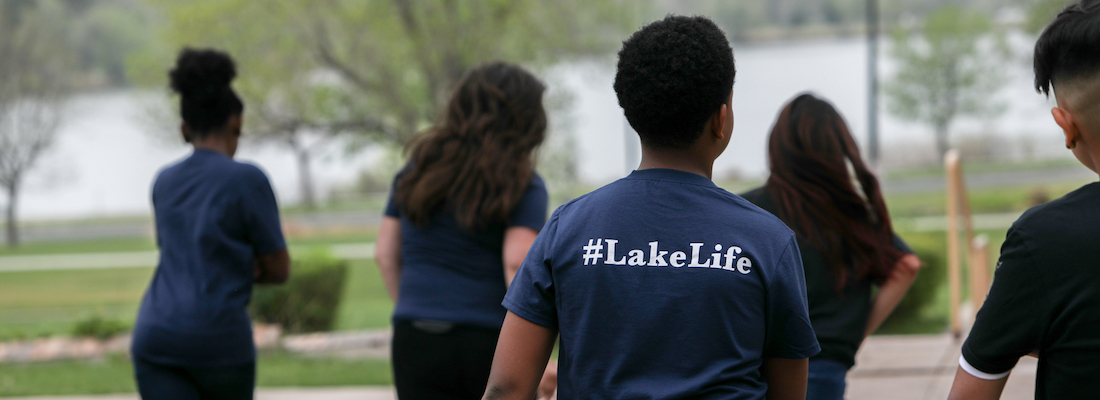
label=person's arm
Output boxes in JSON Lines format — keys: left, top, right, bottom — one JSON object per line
{"left": 949, "top": 225, "right": 1044, "bottom": 398}
{"left": 375, "top": 216, "right": 402, "bottom": 302}
{"left": 503, "top": 227, "right": 538, "bottom": 287}
{"left": 483, "top": 312, "right": 558, "bottom": 400}
{"left": 537, "top": 359, "right": 558, "bottom": 400}
{"left": 254, "top": 248, "right": 290, "bottom": 284}
{"left": 947, "top": 365, "right": 1009, "bottom": 400}
{"left": 762, "top": 358, "right": 808, "bottom": 400}
{"left": 865, "top": 253, "right": 922, "bottom": 337}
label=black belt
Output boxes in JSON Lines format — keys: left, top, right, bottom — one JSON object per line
{"left": 410, "top": 319, "right": 455, "bottom": 334}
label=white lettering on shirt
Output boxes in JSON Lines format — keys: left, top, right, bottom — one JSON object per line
{"left": 580, "top": 238, "right": 752, "bottom": 275}
{"left": 604, "top": 239, "right": 627, "bottom": 265}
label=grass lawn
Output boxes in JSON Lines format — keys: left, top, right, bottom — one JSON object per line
{"left": 0, "top": 351, "right": 392, "bottom": 396}
{"left": 882, "top": 158, "right": 1081, "bottom": 180}
{"left": 0, "top": 237, "right": 157, "bottom": 257}
{"left": 885, "top": 180, "right": 1093, "bottom": 218}
{"left": 0, "top": 229, "right": 379, "bottom": 257}
{"left": 0, "top": 258, "right": 393, "bottom": 341}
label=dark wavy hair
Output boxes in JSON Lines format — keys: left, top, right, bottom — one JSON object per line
{"left": 396, "top": 62, "right": 546, "bottom": 230}
{"left": 614, "top": 15, "right": 735, "bottom": 149}
{"left": 169, "top": 47, "right": 244, "bottom": 139}
{"left": 1034, "top": 0, "right": 1100, "bottom": 95}
{"left": 764, "top": 94, "right": 903, "bottom": 291}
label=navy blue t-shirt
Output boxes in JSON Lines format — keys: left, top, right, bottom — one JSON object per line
{"left": 505, "top": 168, "right": 819, "bottom": 399}
{"left": 384, "top": 171, "right": 548, "bottom": 329}
{"left": 132, "top": 149, "right": 286, "bottom": 367}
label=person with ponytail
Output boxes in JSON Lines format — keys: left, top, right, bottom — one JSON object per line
{"left": 130, "top": 48, "right": 289, "bottom": 400}
{"left": 741, "top": 93, "right": 921, "bottom": 400}
{"left": 374, "top": 61, "right": 550, "bottom": 400}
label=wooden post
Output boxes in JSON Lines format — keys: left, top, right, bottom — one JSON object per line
{"left": 969, "top": 235, "right": 990, "bottom": 320}
{"left": 945, "top": 150, "right": 963, "bottom": 338}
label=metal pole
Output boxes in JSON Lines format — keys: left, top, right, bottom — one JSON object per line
{"left": 867, "top": 0, "right": 880, "bottom": 166}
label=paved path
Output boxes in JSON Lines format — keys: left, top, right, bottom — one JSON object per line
{"left": 12, "top": 210, "right": 383, "bottom": 244}
{"left": 849, "top": 334, "right": 1035, "bottom": 400}
{"left": 0, "top": 334, "right": 1039, "bottom": 400}
{"left": 0, "top": 387, "right": 396, "bottom": 400}
{"left": 0, "top": 243, "right": 374, "bottom": 273}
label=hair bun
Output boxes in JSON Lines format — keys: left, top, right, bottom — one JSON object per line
{"left": 169, "top": 48, "right": 237, "bottom": 96}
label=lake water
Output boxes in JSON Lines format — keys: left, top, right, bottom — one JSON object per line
{"left": 10, "top": 36, "right": 1068, "bottom": 220}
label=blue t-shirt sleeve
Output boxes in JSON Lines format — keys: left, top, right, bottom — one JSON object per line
{"left": 384, "top": 173, "right": 400, "bottom": 218}
{"left": 240, "top": 166, "right": 286, "bottom": 255}
{"left": 502, "top": 207, "right": 560, "bottom": 330}
{"left": 509, "top": 174, "right": 549, "bottom": 231}
{"left": 763, "top": 236, "right": 820, "bottom": 359}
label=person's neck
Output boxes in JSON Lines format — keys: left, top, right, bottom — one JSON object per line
{"left": 637, "top": 146, "right": 714, "bottom": 180}
{"left": 192, "top": 136, "right": 234, "bottom": 158}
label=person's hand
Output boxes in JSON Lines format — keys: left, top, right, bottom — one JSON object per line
{"left": 537, "top": 360, "right": 558, "bottom": 400}
{"left": 893, "top": 254, "right": 922, "bottom": 280}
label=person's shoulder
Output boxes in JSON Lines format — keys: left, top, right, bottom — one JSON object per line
{"left": 528, "top": 171, "right": 548, "bottom": 192}
{"left": 739, "top": 186, "right": 768, "bottom": 203}
{"left": 1013, "top": 182, "right": 1099, "bottom": 235}
{"left": 722, "top": 189, "right": 794, "bottom": 239}
{"left": 227, "top": 160, "right": 271, "bottom": 181}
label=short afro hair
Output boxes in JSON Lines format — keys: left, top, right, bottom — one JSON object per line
{"left": 1034, "top": 0, "right": 1100, "bottom": 95}
{"left": 614, "top": 15, "right": 735, "bottom": 149}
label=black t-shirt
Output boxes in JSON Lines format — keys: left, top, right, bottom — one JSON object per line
{"left": 741, "top": 187, "right": 911, "bottom": 369}
{"left": 961, "top": 182, "right": 1100, "bottom": 399}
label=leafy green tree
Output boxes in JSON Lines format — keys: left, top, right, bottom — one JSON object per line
{"left": 135, "top": 0, "right": 637, "bottom": 208}
{"left": 0, "top": 0, "right": 75, "bottom": 246}
{"left": 1026, "top": 0, "right": 1071, "bottom": 34}
{"left": 885, "top": 5, "right": 1009, "bottom": 161}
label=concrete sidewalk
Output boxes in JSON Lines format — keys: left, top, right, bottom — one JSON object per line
{"left": 0, "top": 387, "right": 396, "bottom": 400}
{"left": 1, "top": 334, "right": 1038, "bottom": 400}
{"left": 849, "top": 334, "right": 1036, "bottom": 400}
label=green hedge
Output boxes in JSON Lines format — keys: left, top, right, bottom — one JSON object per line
{"left": 250, "top": 253, "right": 348, "bottom": 334}
{"left": 879, "top": 231, "right": 949, "bottom": 333}
{"left": 70, "top": 315, "right": 129, "bottom": 340}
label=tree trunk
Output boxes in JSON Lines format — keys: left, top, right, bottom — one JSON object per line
{"left": 5, "top": 181, "right": 18, "bottom": 247}
{"left": 935, "top": 119, "right": 950, "bottom": 162}
{"left": 295, "top": 148, "right": 317, "bottom": 209}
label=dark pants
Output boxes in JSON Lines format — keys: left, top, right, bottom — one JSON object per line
{"left": 807, "top": 357, "right": 849, "bottom": 400}
{"left": 391, "top": 320, "right": 501, "bottom": 400}
{"left": 133, "top": 357, "right": 255, "bottom": 400}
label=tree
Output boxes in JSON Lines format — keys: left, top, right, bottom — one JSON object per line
{"left": 136, "top": 0, "right": 637, "bottom": 208}
{"left": 1026, "top": 0, "right": 1071, "bottom": 34}
{"left": 884, "top": 5, "right": 1009, "bottom": 161}
{"left": 0, "top": 0, "right": 74, "bottom": 246}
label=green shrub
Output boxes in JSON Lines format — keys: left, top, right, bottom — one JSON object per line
{"left": 71, "top": 315, "right": 129, "bottom": 340}
{"left": 879, "top": 231, "right": 948, "bottom": 333}
{"left": 250, "top": 253, "right": 349, "bottom": 334}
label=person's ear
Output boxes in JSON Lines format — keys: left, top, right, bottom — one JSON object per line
{"left": 710, "top": 103, "right": 729, "bottom": 141}
{"left": 1052, "top": 107, "right": 1079, "bottom": 149}
{"left": 180, "top": 123, "right": 191, "bottom": 143}
{"left": 227, "top": 114, "right": 243, "bottom": 137}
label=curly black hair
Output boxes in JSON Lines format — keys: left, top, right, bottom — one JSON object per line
{"left": 1034, "top": 0, "right": 1100, "bottom": 95}
{"left": 614, "top": 15, "right": 735, "bottom": 149}
{"left": 169, "top": 47, "right": 244, "bottom": 138}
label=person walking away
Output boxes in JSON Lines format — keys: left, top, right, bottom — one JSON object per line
{"left": 483, "top": 15, "right": 819, "bottom": 400}
{"left": 375, "top": 62, "right": 552, "bottom": 400}
{"left": 131, "top": 48, "right": 290, "bottom": 400}
{"left": 949, "top": 1, "right": 1100, "bottom": 398}
{"left": 741, "top": 93, "right": 921, "bottom": 400}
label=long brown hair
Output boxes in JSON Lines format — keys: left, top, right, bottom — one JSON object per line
{"left": 765, "top": 93, "right": 903, "bottom": 291}
{"left": 396, "top": 62, "right": 547, "bottom": 230}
